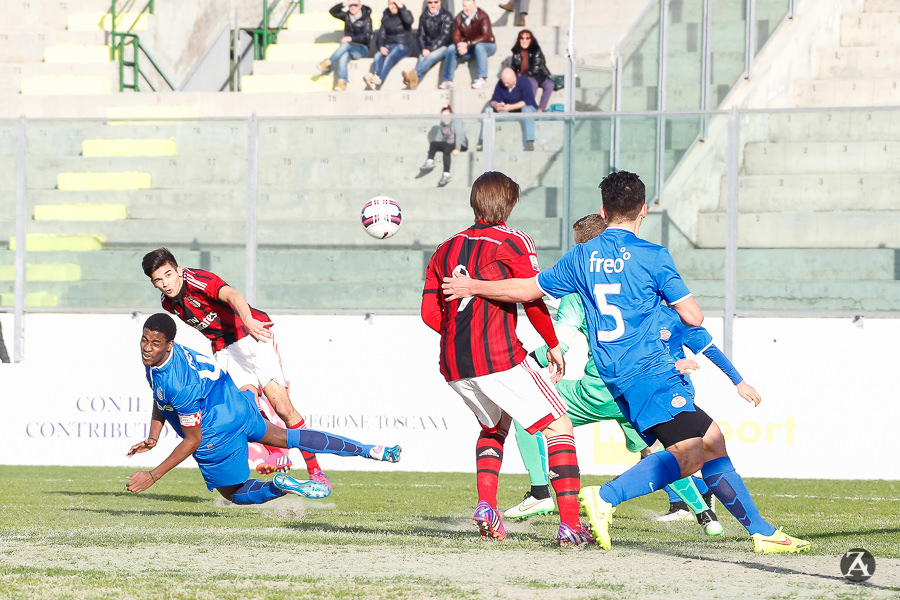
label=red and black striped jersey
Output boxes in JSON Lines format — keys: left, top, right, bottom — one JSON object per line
{"left": 160, "top": 268, "right": 271, "bottom": 353}
{"left": 423, "top": 221, "right": 545, "bottom": 382}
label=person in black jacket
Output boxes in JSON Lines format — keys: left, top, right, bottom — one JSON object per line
{"left": 318, "top": 1, "right": 373, "bottom": 91}
{"left": 402, "top": 0, "right": 454, "bottom": 90}
{"left": 510, "top": 29, "right": 554, "bottom": 111}
{"left": 365, "top": 0, "right": 415, "bottom": 89}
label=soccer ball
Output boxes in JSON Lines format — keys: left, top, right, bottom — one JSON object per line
{"left": 361, "top": 196, "right": 402, "bottom": 239}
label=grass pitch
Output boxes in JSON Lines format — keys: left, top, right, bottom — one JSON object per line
{"left": 1, "top": 466, "right": 898, "bottom": 599}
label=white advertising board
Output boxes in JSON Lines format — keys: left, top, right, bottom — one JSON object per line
{"left": 0, "top": 313, "right": 897, "bottom": 480}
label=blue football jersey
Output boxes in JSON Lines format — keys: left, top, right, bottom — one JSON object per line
{"left": 145, "top": 342, "right": 240, "bottom": 439}
{"left": 537, "top": 227, "right": 692, "bottom": 397}
{"left": 657, "top": 306, "right": 713, "bottom": 362}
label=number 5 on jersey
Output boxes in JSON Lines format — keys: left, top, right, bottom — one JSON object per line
{"left": 594, "top": 283, "right": 624, "bottom": 342}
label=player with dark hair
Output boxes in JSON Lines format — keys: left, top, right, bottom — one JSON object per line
{"left": 443, "top": 171, "right": 810, "bottom": 554}
{"left": 504, "top": 214, "right": 722, "bottom": 537}
{"left": 141, "top": 248, "right": 327, "bottom": 486}
{"left": 127, "top": 313, "right": 401, "bottom": 503}
{"left": 421, "top": 170, "right": 594, "bottom": 547}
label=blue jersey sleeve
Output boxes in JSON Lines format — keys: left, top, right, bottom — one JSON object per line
{"left": 683, "top": 325, "right": 714, "bottom": 355}
{"left": 536, "top": 246, "right": 579, "bottom": 300}
{"left": 654, "top": 247, "right": 692, "bottom": 305}
{"left": 702, "top": 343, "right": 743, "bottom": 385}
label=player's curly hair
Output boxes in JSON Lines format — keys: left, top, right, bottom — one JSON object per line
{"left": 144, "top": 313, "right": 177, "bottom": 343}
{"left": 470, "top": 171, "right": 520, "bottom": 224}
{"left": 142, "top": 247, "right": 178, "bottom": 278}
{"left": 572, "top": 213, "right": 607, "bottom": 244}
{"left": 599, "top": 170, "right": 645, "bottom": 222}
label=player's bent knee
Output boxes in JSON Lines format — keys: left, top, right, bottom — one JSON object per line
{"left": 541, "top": 414, "right": 573, "bottom": 438}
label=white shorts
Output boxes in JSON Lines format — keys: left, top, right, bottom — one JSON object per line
{"left": 215, "top": 334, "right": 287, "bottom": 391}
{"left": 448, "top": 356, "right": 566, "bottom": 434}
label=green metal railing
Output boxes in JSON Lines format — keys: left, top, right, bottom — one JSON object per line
{"left": 247, "top": 0, "right": 303, "bottom": 60}
{"left": 109, "top": 0, "right": 154, "bottom": 60}
{"left": 107, "top": 0, "right": 176, "bottom": 92}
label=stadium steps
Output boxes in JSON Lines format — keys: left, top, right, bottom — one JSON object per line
{"left": 696, "top": 210, "right": 900, "bottom": 249}
{"left": 0, "top": 262, "right": 81, "bottom": 281}
{"left": 9, "top": 234, "right": 105, "bottom": 251}
{"left": 0, "top": 291, "right": 59, "bottom": 307}
{"left": 793, "top": 0, "right": 900, "bottom": 107}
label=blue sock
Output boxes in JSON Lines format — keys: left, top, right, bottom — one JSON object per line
{"left": 599, "top": 450, "right": 681, "bottom": 506}
{"left": 231, "top": 479, "right": 284, "bottom": 505}
{"left": 665, "top": 484, "right": 681, "bottom": 504}
{"left": 693, "top": 475, "right": 709, "bottom": 495}
{"left": 702, "top": 456, "right": 776, "bottom": 536}
{"left": 286, "top": 428, "right": 374, "bottom": 457}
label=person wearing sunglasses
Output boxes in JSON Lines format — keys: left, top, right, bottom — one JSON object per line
{"left": 402, "top": 0, "right": 454, "bottom": 89}
{"left": 510, "top": 29, "right": 553, "bottom": 112}
{"left": 319, "top": 1, "right": 374, "bottom": 91}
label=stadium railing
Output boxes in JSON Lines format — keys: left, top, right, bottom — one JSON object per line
{"left": 2, "top": 104, "right": 899, "bottom": 363}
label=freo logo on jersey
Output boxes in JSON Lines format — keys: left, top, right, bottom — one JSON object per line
{"left": 156, "top": 387, "right": 163, "bottom": 401}
{"left": 588, "top": 248, "right": 632, "bottom": 274}
{"left": 659, "top": 328, "right": 672, "bottom": 341}
{"left": 671, "top": 395, "right": 687, "bottom": 408}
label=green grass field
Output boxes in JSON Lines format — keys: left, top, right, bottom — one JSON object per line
{"left": 1, "top": 466, "right": 898, "bottom": 599}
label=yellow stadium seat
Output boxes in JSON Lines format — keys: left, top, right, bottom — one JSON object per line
{"left": 9, "top": 235, "right": 105, "bottom": 252}
{"left": 21, "top": 76, "right": 113, "bottom": 95}
{"left": 34, "top": 204, "right": 128, "bottom": 221}
{"left": 265, "top": 43, "right": 339, "bottom": 62}
{"left": 44, "top": 44, "right": 111, "bottom": 64}
{"left": 82, "top": 139, "right": 177, "bottom": 157}
{"left": 67, "top": 12, "right": 149, "bottom": 32}
{"left": 0, "top": 291, "right": 59, "bottom": 307}
{"left": 242, "top": 74, "right": 334, "bottom": 93}
{"left": 0, "top": 264, "right": 82, "bottom": 282}
{"left": 57, "top": 172, "right": 151, "bottom": 191}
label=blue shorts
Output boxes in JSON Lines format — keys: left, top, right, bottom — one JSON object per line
{"left": 614, "top": 370, "right": 695, "bottom": 442}
{"left": 193, "top": 388, "right": 268, "bottom": 491}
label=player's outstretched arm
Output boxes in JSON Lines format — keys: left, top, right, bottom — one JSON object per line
{"left": 218, "top": 285, "right": 273, "bottom": 342}
{"left": 126, "top": 403, "right": 165, "bottom": 457}
{"left": 442, "top": 274, "right": 543, "bottom": 303}
{"left": 126, "top": 422, "right": 202, "bottom": 494}
{"left": 736, "top": 381, "right": 761, "bottom": 406}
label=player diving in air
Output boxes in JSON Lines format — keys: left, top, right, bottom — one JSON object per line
{"left": 142, "top": 248, "right": 328, "bottom": 485}
{"left": 126, "top": 313, "right": 401, "bottom": 505}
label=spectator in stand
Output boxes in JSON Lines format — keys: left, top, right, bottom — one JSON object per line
{"left": 403, "top": 0, "right": 454, "bottom": 90}
{"left": 510, "top": 29, "right": 553, "bottom": 112}
{"left": 498, "top": 0, "right": 527, "bottom": 27}
{"left": 419, "top": 104, "right": 468, "bottom": 187}
{"left": 490, "top": 67, "right": 538, "bottom": 150}
{"left": 365, "top": 0, "right": 415, "bottom": 89}
{"left": 440, "top": 0, "right": 496, "bottom": 90}
{"left": 319, "top": 1, "right": 374, "bottom": 91}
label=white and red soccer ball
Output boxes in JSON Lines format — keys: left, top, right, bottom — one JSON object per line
{"left": 361, "top": 196, "right": 402, "bottom": 239}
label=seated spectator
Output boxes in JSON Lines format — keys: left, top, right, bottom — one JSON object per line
{"left": 319, "top": 1, "right": 373, "bottom": 91}
{"left": 403, "top": 0, "right": 454, "bottom": 90}
{"left": 365, "top": 0, "right": 415, "bottom": 90}
{"left": 498, "top": 0, "right": 527, "bottom": 27}
{"left": 440, "top": 0, "right": 496, "bottom": 90}
{"left": 489, "top": 67, "right": 537, "bottom": 151}
{"left": 510, "top": 29, "right": 553, "bottom": 112}
{"left": 419, "top": 104, "right": 468, "bottom": 187}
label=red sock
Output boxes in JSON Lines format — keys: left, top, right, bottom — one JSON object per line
{"left": 547, "top": 434, "right": 580, "bottom": 527}
{"left": 475, "top": 425, "right": 507, "bottom": 508}
{"left": 289, "top": 418, "right": 321, "bottom": 475}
